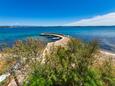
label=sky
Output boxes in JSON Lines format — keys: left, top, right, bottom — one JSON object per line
{"left": 0, "top": 0, "right": 115, "bottom": 26}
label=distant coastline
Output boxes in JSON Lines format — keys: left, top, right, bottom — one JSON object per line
{"left": 1, "top": 25, "right": 115, "bottom": 28}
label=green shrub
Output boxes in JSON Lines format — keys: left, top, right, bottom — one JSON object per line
{"left": 24, "top": 38, "right": 106, "bottom": 86}
{"left": 1, "top": 38, "right": 45, "bottom": 86}
{"left": 100, "top": 58, "right": 115, "bottom": 86}
{"left": 3, "top": 38, "right": 114, "bottom": 86}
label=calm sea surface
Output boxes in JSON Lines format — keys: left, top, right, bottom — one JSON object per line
{"left": 0, "top": 26, "right": 115, "bottom": 52}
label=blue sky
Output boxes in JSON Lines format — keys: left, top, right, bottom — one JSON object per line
{"left": 0, "top": 0, "right": 115, "bottom": 26}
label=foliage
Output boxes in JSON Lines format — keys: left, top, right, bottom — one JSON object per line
{"left": 2, "top": 38, "right": 114, "bottom": 86}
{"left": 100, "top": 58, "right": 115, "bottom": 86}
{"left": 24, "top": 38, "right": 112, "bottom": 86}
{"left": 1, "top": 38, "right": 45, "bottom": 86}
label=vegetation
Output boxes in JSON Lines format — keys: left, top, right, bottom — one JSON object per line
{"left": 1, "top": 38, "right": 45, "bottom": 86}
{"left": 0, "top": 38, "right": 115, "bottom": 86}
{"left": 23, "top": 38, "right": 114, "bottom": 86}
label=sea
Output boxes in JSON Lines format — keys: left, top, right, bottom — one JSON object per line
{"left": 0, "top": 26, "right": 115, "bottom": 52}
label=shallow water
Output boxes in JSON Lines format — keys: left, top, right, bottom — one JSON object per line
{"left": 0, "top": 26, "right": 115, "bottom": 52}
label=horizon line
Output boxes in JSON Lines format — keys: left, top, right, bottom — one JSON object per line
{"left": 1, "top": 25, "right": 115, "bottom": 27}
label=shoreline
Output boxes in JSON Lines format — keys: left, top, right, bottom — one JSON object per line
{"left": 0, "top": 33, "right": 115, "bottom": 84}
{"left": 42, "top": 33, "right": 115, "bottom": 60}
{"left": 100, "top": 50, "right": 115, "bottom": 57}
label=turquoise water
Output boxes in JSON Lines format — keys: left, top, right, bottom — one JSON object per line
{"left": 0, "top": 26, "right": 115, "bottom": 52}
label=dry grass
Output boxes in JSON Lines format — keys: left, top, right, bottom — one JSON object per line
{"left": 0, "top": 60, "right": 8, "bottom": 74}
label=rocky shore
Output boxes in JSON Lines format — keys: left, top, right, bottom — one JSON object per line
{"left": 0, "top": 33, "right": 115, "bottom": 86}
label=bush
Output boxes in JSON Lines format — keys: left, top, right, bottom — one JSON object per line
{"left": 24, "top": 38, "right": 109, "bottom": 86}
{"left": 2, "top": 38, "right": 114, "bottom": 86}
{"left": 1, "top": 38, "right": 45, "bottom": 86}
